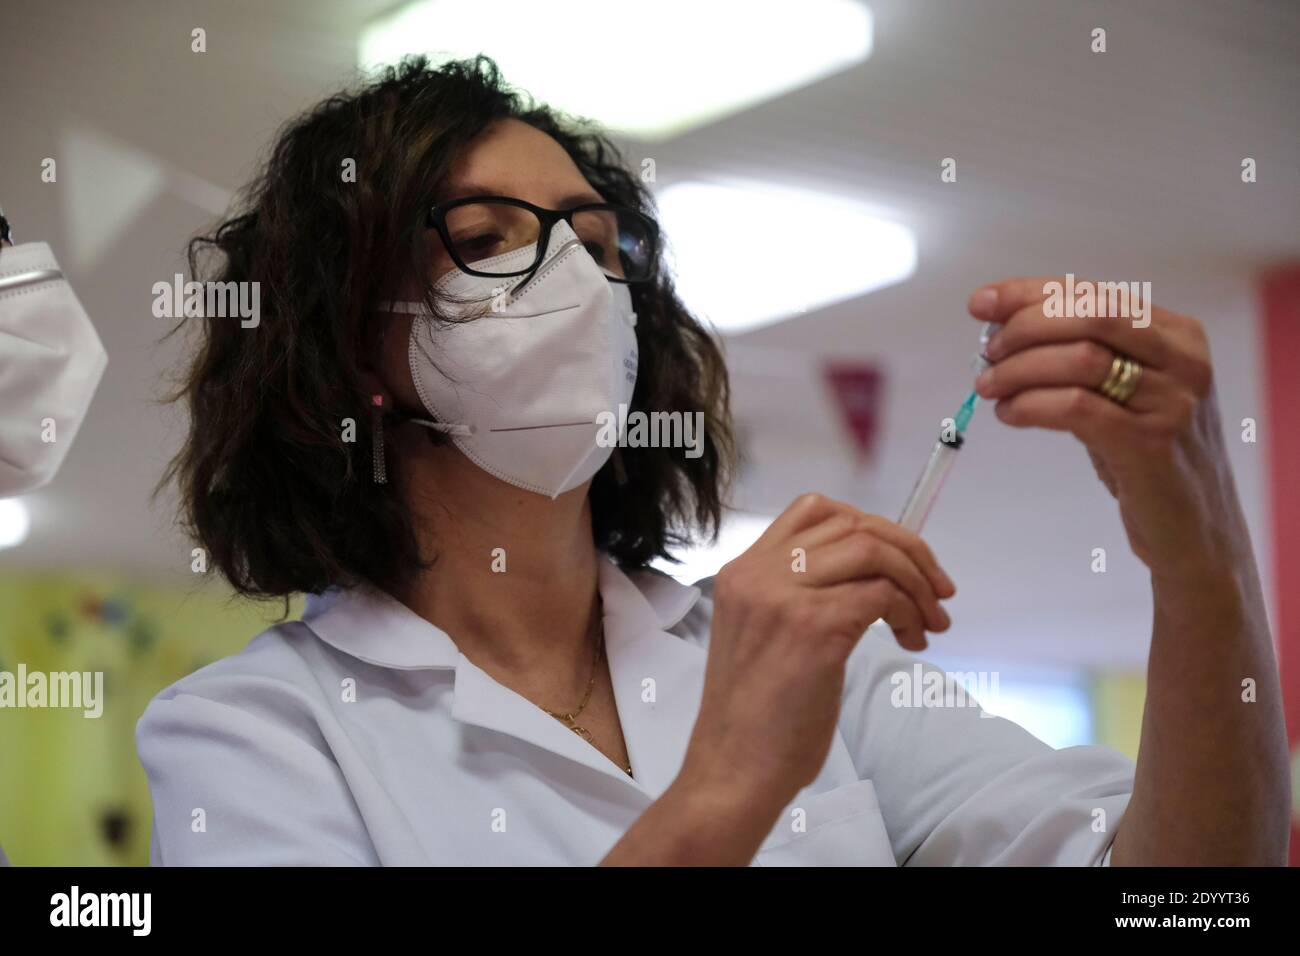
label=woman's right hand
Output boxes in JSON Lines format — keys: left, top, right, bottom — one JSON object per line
{"left": 680, "top": 492, "right": 957, "bottom": 812}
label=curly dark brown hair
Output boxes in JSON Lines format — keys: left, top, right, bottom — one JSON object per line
{"left": 159, "top": 55, "right": 734, "bottom": 600}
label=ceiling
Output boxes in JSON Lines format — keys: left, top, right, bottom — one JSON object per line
{"left": 2, "top": 0, "right": 1297, "bottom": 672}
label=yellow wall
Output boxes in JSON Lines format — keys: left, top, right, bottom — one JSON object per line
{"left": 0, "top": 572, "right": 300, "bottom": 866}
{"left": 1090, "top": 672, "right": 1148, "bottom": 761}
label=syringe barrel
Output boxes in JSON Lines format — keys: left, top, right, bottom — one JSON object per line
{"left": 897, "top": 436, "right": 961, "bottom": 532}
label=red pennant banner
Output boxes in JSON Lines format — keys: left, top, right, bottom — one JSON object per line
{"left": 823, "top": 362, "right": 884, "bottom": 463}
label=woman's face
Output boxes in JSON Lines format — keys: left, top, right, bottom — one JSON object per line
{"left": 375, "top": 118, "right": 606, "bottom": 416}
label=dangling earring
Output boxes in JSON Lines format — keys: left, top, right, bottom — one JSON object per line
{"left": 371, "top": 394, "right": 387, "bottom": 485}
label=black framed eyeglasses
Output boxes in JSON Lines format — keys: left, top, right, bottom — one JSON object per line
{"left": 426, "top": 195, "right": 659, "bottom": 287}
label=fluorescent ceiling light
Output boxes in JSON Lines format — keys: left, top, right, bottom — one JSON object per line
{"left": 0, "top": 498, "right": 31, "bottom": 550}
{"left": 655, "top": 180, "right": 917, "bottom": 334}
{"left": 359, "top": 0, "right": 872, "bottom": 140}
{"left": 651, "top": 511, "right": 773, "bottom": 585}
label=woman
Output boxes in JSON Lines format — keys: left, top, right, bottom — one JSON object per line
{"left": 137, "top": 57, "right": 1288, "bottom": 866}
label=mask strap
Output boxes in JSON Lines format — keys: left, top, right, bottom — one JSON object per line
{"left": 372, "top": 304, "right": 475, "bottom": 437}
{"left": 408, "top": 417, "right": 475, "bottom": 437}
{"left": 377, "top": 300, "right": 428, "bottom": 315}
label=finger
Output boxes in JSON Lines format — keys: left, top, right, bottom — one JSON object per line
{"left": 805, "top": 533, "right": 949, "bottom": 632}
{"left": 788, "top": 512, "right": 862, "bottom": 553}
{"left": 814, "top": 580, "right": 891, "bottom": 647}
{"left": 760, "top": 492, "right": 843, "bottom": 543}
{"left": 853, "top": 514, "right": 957, "bottom": 598}
{"left": 767, "top": 497, "right": 956, "bottom": 602}
{"left": 875, "top": 580, "right": 929, "bottom": 652}
{"left": 821, "top": 579, "right": 929, "bottom": 651}
{"left": 967, "top": 275, "right": 1170, "bottom": 367}
{"left": 967, "top": 276, "right": 1064, "bottom": 326}
{"left": 975, "top": 340, "right": 1174, "bottom": 413}
{"left": 987, "top": 302, "right": 1172, "bottom": 373}
{"left": 969, "top": 276, "right": 1156, "bottom": 325}
{"left": 993, "top": 385, "right": 1134, "bottom": 445}
{"left": 788, "top": 512, "right": 955, "bottom": 598}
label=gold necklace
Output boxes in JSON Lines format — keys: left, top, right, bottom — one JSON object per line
{"left": 542, "top": 599, "right": 633, "bottom": 777}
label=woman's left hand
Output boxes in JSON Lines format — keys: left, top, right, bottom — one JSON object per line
{"left": 967, "top": 276, "right": 1245, "bottom": 577}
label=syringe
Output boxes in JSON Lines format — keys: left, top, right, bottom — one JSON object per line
{"left": 897, "top": 323, "right": 995, "bottom": 533}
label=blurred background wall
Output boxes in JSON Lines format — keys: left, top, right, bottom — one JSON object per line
{"left": 1, "top": 0, "right": 1296, "bottom": 865}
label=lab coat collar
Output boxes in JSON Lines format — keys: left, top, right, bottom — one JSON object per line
{"left": 301, "top": 557, "right": 702, "bottom": 671}
{"left": 301, "top": 579, "right": 461, "bottom": 670}
{"left": 301, "top": 557, "right": 706, "bottom": 795}
{"left": 597, "top": 558, "right": 709, "bottom": 798}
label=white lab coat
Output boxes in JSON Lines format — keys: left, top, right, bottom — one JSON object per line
{"left": 136, "top": 554, "right": 1135, "bottom": 865}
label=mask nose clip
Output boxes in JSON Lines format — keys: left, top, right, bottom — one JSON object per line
{"left": 508, "top": 235, "right": 585, "bottom": 299}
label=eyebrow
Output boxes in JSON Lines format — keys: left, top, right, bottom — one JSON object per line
{"left": 435, "top": 183, "right": 606, "bottom": 208}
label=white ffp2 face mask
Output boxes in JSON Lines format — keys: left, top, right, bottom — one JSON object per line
{"left": 389, "top": 220, "right": 638, "bottom": 499}
{"left": 0, "top": 242, "right": 108, "bottom": 496}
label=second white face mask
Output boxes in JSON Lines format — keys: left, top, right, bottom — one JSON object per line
{"left": 395, "top": 220, "right": 638, "bottom": 499}
{"left": 0, "top": 242, "right": 108, "bottom": 496}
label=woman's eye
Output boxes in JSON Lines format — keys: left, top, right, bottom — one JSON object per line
{"left": 455, "top": 233, "right": 503, "bottom": 259}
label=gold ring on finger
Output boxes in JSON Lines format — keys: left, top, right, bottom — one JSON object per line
{"left": 1097, "top": 354, "right": 1143, "bottom": 407}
